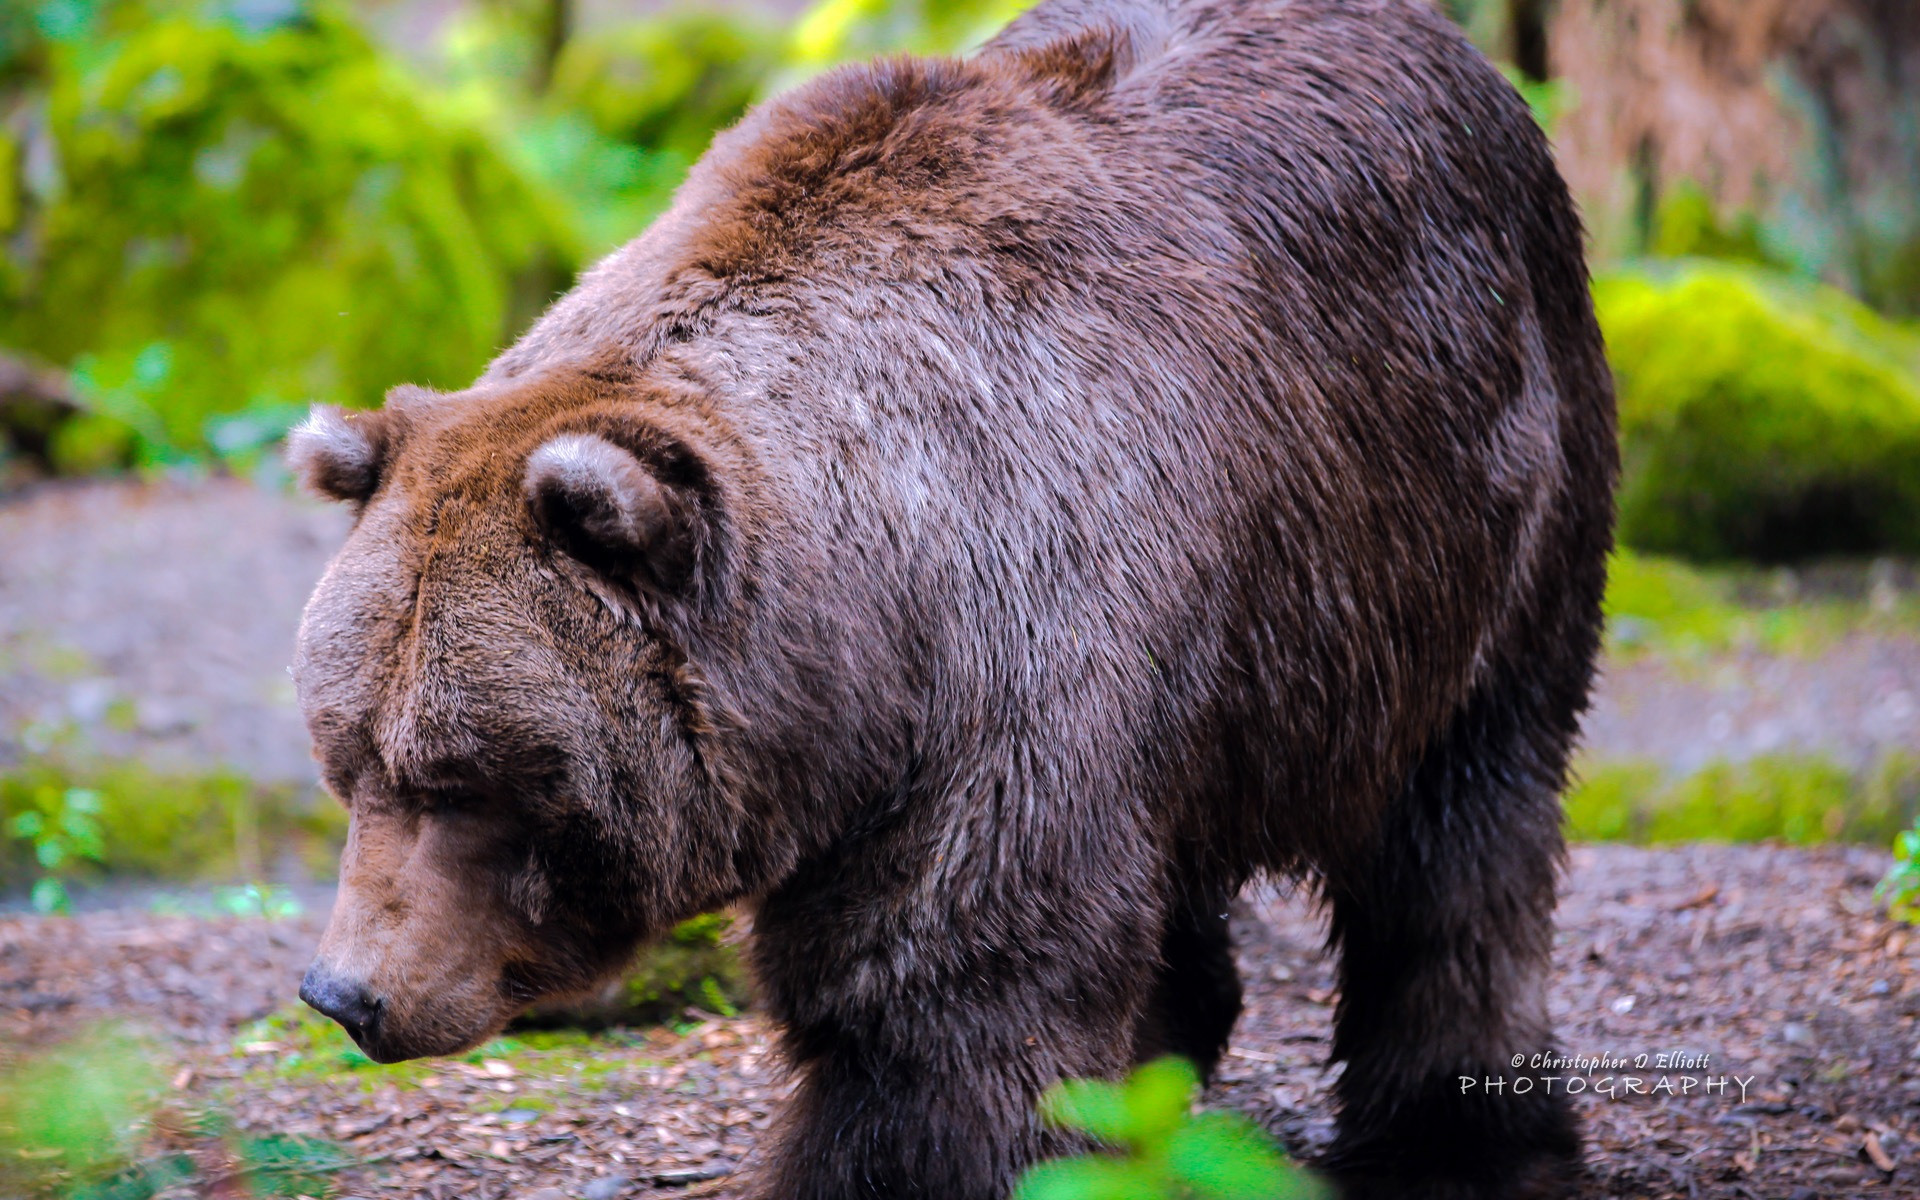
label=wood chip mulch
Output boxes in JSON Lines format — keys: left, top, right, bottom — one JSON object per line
{"left": 2, "top": 844, "right": 1913, "bottom": 1199}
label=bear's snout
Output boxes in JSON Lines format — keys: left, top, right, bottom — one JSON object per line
{"left": 299, "top": 962, "right": 383, "bottom": 1044}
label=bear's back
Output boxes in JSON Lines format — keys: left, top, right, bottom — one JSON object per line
{"left": 485, "top": 0, "right": 1613, "bottom": 836}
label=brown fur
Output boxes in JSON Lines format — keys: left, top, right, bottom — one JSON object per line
{"left": 289, "top": 1, "right": 1616, "bottom": 1196}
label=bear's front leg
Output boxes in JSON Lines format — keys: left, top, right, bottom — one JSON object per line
{"left": 747, "top": 835, "right": 1164, "bottom": 1200}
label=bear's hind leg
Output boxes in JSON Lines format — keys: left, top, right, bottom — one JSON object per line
{"left": 1319, "top": 680, "right": 1581, "bottom": 1200}
{"left": 1137, "top": 890, "right": 1244, "bottom": 1082}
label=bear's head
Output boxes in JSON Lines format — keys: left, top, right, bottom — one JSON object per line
{"left": 286, "top": 366, "right": 750, "bottom": 1062}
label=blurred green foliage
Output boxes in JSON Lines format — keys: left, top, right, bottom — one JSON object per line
{"left": 531, "top": 10, "right": 782, "bottom": 257}
{"left": 1598, "top": 262, "right": 1920, "bottom": 561}
{"left": 1878, "top": 822, "right": 1920, "bottom": 924}
{"left": 1, "top": 0, "right": 571, "bottom": 467}
{"left": 5, "top": 782, "right": 104, "bottom": 912}
{"left": 0, "top": 1019, "right": 358, "bottom": 1199}
{"left": 1014, "top": 1057, "right": 1315, "bottom": 1200}
{"left": 5, "top": 0, "right": 1917, "bottom": 575}
{"left": 1646, "top": 183, "right": 1773, "bottom": 269}
{"left": 784, "top": 0, "right": 1027, "bottom": 77}
{"left": 1603, "top": 550, "right": 1920, "bottom": 660}
{"left": 1564, "top": 752, "right": 1919, "bottom": 845}
{"left": 0, "top": 757, "right": 344, "bottom": 889}
{"left": 0, "top": 0, "right": 1034, "bottom": 471}
{"left": 551, "top": 12, "right": 776, "bottom": 164}
{"left": 0, "top": 1024, "right": 165, "bottom": 1196}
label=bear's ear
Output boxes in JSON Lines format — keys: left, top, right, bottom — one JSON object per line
{"left": 286, "top": 406, "right": 390, "bottom": 505}
{"left": 523, "top": 432, "right": 699, "bottom": 592}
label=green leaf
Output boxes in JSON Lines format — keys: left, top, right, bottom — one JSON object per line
{"left": 1166, "top": 1113, "right": 1305, "bottom": 1200}
{"left": 31, "top": 877, "right": 72, "bottom": 915}
{"left": 1012, "top": 1155, "right": 1169, "bottom": 1200}
{"left": 9, "top": 810, "right": 46, "bottom": 839}
{"left": 1120, "top": 1056, "right": 1200, "bottom": 1143}
{"left": 1039, "top": 1077, "right": 1136, "bottom": 1145}
{"left": 1040, "top": 1057, "right": 1198, "bottom": 1148}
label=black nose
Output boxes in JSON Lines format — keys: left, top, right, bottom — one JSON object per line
{"left": 300, "top": 964, "right": 382, "bottom": 1038}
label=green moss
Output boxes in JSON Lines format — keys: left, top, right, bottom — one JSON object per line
{"left": 516, "top": 911, "right": 751, "bottom": 1029}
{"left": 1565, "top": 752, "right": 1920, "bottom": 845}
{"left": 1597, "top": 261, "right": 1920, "bottom": 561}
{"left": 1601, "top": 550, "right": 1920, "bottom": 660}
{"left": 617, "top": 912, "right": 750, "bottom": 1020}
{"left": 236, "top": 1002, "right": 663, "bottom": 1089}
{"left": 1647, "top": 183, "right": 1772, "bottom": 268}
{"left": 0, "top": 758, "right": 345, "bottom": 889}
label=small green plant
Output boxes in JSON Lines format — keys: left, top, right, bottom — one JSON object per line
{"left": 5, "top": 784, "right": 105, "bottom": 913}
{"left": 1013, "top": 1057, "right": 1316, "bottom": 1200}
{"left": 1878, "top": 823, "right": 1920, "bottom": 924}
{"left": 213, "top": 882, "right": 305, "bottom": 920}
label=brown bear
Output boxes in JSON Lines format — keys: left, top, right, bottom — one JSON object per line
{"left": 286, "top": 0, "right": 1616, "bottom": 1197}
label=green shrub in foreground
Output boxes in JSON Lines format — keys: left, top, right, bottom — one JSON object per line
{"left": 0, "top": 1020, "right": 356, "bottom": 1199}
{"left": 0, "top": 1024, "right": 164, "bottom": 1195}
{"left": 1597, "top": 262, "right": 1920, "bottom": 562}
{"left": 1014, "top": 1057, "right": 1316, "bottom": 1200}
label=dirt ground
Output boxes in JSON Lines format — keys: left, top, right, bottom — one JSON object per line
{"left": 2, "top": 844, "right": 1912, "bottom": 1200}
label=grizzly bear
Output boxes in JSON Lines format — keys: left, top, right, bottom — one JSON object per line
{"left": 286, "top": 0, "right": 1615, "bottom": 1197}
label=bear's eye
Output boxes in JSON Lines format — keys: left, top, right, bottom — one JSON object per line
{"left": 523, "top": 432, "right": 700, "bottom": 592}
{"left": 286, "top": 406, "right": 391, "bottom": 505}
{"left": 408, "top": 786, "right": 481, "bottom": 820}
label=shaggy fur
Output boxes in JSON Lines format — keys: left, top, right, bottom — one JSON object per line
{"left": 288, "top": 1, "right": 1616, "bottom": 1197}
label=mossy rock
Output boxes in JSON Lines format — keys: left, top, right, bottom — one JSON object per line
{"left": 1598, "top": 261, "right": 1920, "bottom": 561}
{"left": 514, "top": 912, "right": 751, "bottom": 1030}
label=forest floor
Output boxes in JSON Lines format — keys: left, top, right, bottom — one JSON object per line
{"left": 4, "top": 477, "right": 1920, "bottom": 1199}
{"left": 1, "top": 844, "right": 1912, "bottom": 1200}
